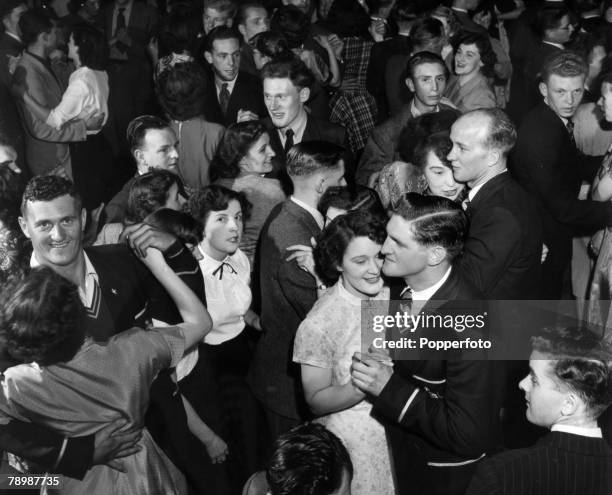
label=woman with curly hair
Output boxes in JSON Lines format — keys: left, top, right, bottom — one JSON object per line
{"left": 155, "top": 61, "right": 225, "bottom": 190}
{"left": 211, "top": 121, "right": 285, "bottom": 266}
{"left": 292, "top": 210, "right": 395, "bottom": 495}
{"left": 444, "top": 31, "right": 497, "bottom": 112}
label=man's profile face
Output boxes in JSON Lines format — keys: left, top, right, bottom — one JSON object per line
{"left": 540, "top": 74, "right": 585, "bottom": 120}
{"left": 547, "top": 15, "right": 574, "bottom": 45}
{"left": 239, "top": 6, "right": 269, "bottom": 41}
{"left": 206, "top": 37, "right": 241, "bottom": 82}
{"left": 447, "top": 115, "right": 491, "bottom": 187}
{"left": 407, "top": 62, "right": 447, "bottom": 108}
{"left": 519, "top": 352, "right": 568, "bottom": 428}
{"left": 137, "top": 128, "right": 179, "bottom": 172}
{"left": 19, "top": 195, "right": 86, "bottom": 268}
{"left": 263, "top": 77, "right": 308, "bottom": 130}
{"left": 381, "top": 215, "right": 430, "bottom": 279}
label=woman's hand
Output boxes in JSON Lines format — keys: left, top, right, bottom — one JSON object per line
{"left": 286, "top": 237, "right": 318, "bottom": 277}
{"left": 203, "top": 433, "right": 229, "bottom": 464}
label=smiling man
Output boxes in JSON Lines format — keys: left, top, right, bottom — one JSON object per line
{"left": 357, "top": 51, "right": 456, "bottom": 186}
{"left": 467, "top": 329, "right": 612, "bottom": 495}
{"left": 512, "top": 51, "right": 612, "bottom": 300}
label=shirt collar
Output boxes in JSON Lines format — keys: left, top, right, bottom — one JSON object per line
{"left": 410, "top": 99, "right": 438, "bottom": 118}
{"left": 5, "top": 32, "right": 21, "bottom": 43}
{"left": 279, "top": 109, "right": 308, "bottom": 145}
{"left": 411, "top": 266, "right": 452, "bottom": 302}
{"left": 543, "top": 40, "right": 565, "bottom": 50}
{"left": 551, "top": 424, "right": 603, "bottom": 438}
{"left": 196, "top": 242, "right": 233, "bottom": 273}
{"left": 468, "top": 170, "right": 507, "bottom": 202}
{"left": 451, "top": 7, "right": 468, "bottom": 13}
{"left": 215, "top": 74, "right": 238, "bottom": 96}
{"left": 290, "top": 196, "right": 325, "bottom": 229}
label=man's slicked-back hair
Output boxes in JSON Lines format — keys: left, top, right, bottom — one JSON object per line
{"left": 205, "top": 25, "right": 241, "bottom": 52}
{"left": 19, "top": 8, "right": 53, "bottom": 47}
{"left": 21, "top": 175, "right": 82, "bottom": 216}
{"left": 406, "top": 50, "right": 449, "bottom": 81}
{"left": 286, "top": 141, "right": 345, "bottom": 178}
{"left": 532, "top": 327, "right": 612, "bottom": 419}
{"left": 464, "top": 108, "right": 517, "bottom": 157}
{"left": 266, "top": 422, "right": 353, "bottom": 495}
{"left": 391, "top": 193, "right": 467, "bottom": 261}
{"left": 540, "top": 50, "right": 588, "bottom": 83}
{"left": 126, "top": 115, "right": 170, "bottom": 154}
{"left": 261, "top": 58, "right": 314, "bottom": 90}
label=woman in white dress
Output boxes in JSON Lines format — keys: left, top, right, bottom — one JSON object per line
{"left": 293, "top": 210, "right": 395, "bottom": 495}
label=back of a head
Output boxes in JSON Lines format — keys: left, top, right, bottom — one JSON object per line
{"left": 398, "top": 109, "right": 460, "bottom": 163}
{"left": 155, "top": 62, "right": 208, "bottom": 121}
{"left": 126, "top": 115, "right": 169, "bottom": 154}
{"left": 532, "top": 327, "right": 612, "bottom": 419}
{"left": 126, "top": 170, "right": 184, "bottom": 223}
{"left": 144, "top": 208, "right": 202, "bottom": 246}
{"left": 71, "top": 24, "right": 108, "bottom": 70}
{"left": 19, "top": 8, "right": 52, "bottom": 47}
{"left": 540, "top": 50, "right": 588, "bottom": 84}
{"left": 249, "top": 30, "right": 294, "bottom": 62}
{"left": 260, "top": 57, "right": 314, "bottom": 90}
{"left": 267, "top": 423, "right": 353, "bottom": 495}
{"left": 270, "top": 6, "right": 309, "bottom": 49}
{"left": 286, "top": 141, "right": 344, "bottom": 179}
{"left": 391, "top": 192, "right": 467, "bottom": 261}
{"left": 20, "top": 175, "right": 81, "bottom": 217}
{"left": 410, "top": 17, "right": 444, "bottom": 53}
{"left": 158, "top": 7, "right": 201, "bottom": 56}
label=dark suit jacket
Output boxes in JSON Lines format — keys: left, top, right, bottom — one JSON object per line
{"left": 248, "top": 200, "right": 321, "bottom": 420}
{"left": 466, "top": 431, "right": 612, "bottom": 495}
{"left": 203, "top": 71, "right": 267, "bottom": 127}
{"left": 511, "top": 103, "right": 612, "bottom": 262}
{"left": 458, "top": 172, "right": 543, "bottom": 300}
{"left": 0, "top": 33, "right": 25, "bottom": 168}
{"left": 103, "top": 0, "right": 158, "bottom": 62}
{"left": 521, "top": 42, "right": 562, "bottom": 112}
{"left": 0, "top": 241, "right": 200, "bottom": 478}
{"left": 374, "top": 268, "right": 501, "bottom": 495}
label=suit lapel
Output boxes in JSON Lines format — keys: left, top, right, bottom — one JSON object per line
{"left": 302, "top": 114, "right": 320, "bottom": 142}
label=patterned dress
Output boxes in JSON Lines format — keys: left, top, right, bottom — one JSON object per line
{"left": 293, "top": 282, "right": 395, "bottom": 495}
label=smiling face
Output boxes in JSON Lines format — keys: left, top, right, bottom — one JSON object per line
{"left": 339, "top": 236, "right": 384, "bottom": 298}
{"left": 407, "top": 62, "right": 447, "bottom": 110}
{"left": 263, "top": 77, "right": 309, "bottom": 130}
{"left": 599, "top": 81, "right": 612, "bottom": 122}
{"left": 424, "top": 150, "right": 464, "bottom": 200}
{"left": 240, "top": 132, "right": 275, "bottom": 174}
{"left": 202, "top": 199, "right": 243, "bottom": 260}
{"left": 519, "top": 352, "right": 568, "bottom": 428}
{"left": 540, "top": 74, "right": 585, "bottom": 119}
{"left": 206, "top": 37, "right": 241, "bottom": 82}
{"left": 454, "top": 43, "right": 483, "bottom": 77}
{"left": 381, "top": 215, "right": 430, "bottom": 279}
{"left": 19, "top": 195, "right": 86, "bottom": 269}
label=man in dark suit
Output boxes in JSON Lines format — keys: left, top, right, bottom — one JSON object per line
{"left": 260, "top": 58, "right": 346, "bottom": 188}
{"left": 249, "top": 141, "right": 347, "bottom": 443}
{"left": 512, "top": 51, "right": 612, "bottom": 300}
{"left": 449, "top": 108, "right": 543, "bottom": 300}
{"left": 467, "top": 328, "right": 612, "bottom": 495}
{"left": 358, "top": 52, "right": 456, "bottom": 186}
{"left": 351, "top": 193, "right": 500, "bottom": 495}
{"left": 451, "top": 0, "right": 489, "bottom": 35}
{"left": 236, "top": 1, "right": 269, "bottom": 77}
{"left": 203, "top": 26, "right": 267, "bottom": 127}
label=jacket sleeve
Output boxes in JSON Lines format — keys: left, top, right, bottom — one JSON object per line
{"left": 277, "top": 255, "right": 318, "bottom": 321}
{"left": 356, "top": 126, "right": 393, "bottom": 185}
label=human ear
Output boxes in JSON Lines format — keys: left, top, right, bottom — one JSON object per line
{"left": 298, "top": 87, "right": 311, "bottom": 103}
{"left": 18, "top": 216, "right": 30, "bottom": 239}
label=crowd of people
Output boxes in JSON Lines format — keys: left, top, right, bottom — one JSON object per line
{"left": 0, "top": 0, "right": 612, "bottom": 494}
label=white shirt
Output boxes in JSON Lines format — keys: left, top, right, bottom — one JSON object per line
{"left": 411, "top": 266, "right": 452, "bottom": 315}
{"left": 551, "top": 424, "right": 603, "bottom": 438}
{"left": 197, "top": 244, "right": 252, "bottom": 345}
{"left": 30, "top": 251, "right": 98, "bottom": 307}
{"left": 215, "top": 75, "right": 238, "bottom": 101}
{"left": 290, "top": 195, "right": 325, "bottom": 229}
{"left": 46, "top": 67, "right": 109, "bottom": 135}
{"left": 278, "top": 109, "right": 308, "bottom": 148}
{"left": 543, "top": 41, "right": 564, "bottom": 50}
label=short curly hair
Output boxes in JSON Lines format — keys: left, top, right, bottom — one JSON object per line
{"left": 452, "top": 31, "right": 497, "bottom": 78}
{"left": 0, "top": 267, "right": 85, "bottom": 365}
{"left": 126, "top": 170, "right": 186, "bottom": 223}
{"left": 155, "top": 62, "right": 208, "bottom": 121}
{"left": 314, "top": 210, "right": 387, "bottom": 286}
{"left": 209, "top": 121, "right": 268, "bottom": 181}
{"left": 20, "top": 175, "right": 82, "bottom": 216}
{"left": 188, "top": 185, "right": 252, "bottom": 239}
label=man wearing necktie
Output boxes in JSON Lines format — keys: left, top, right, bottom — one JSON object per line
{"left": 512, "top": 50, "right": 612, "bottom": 300}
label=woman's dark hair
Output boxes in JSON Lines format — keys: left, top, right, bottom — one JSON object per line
{"left": 452, "top": 31, "right": 497, "bottom": 78}
{"left": 157, "top": 7, "right": 201, "bottom": 57}
{"left": 126, "top": 170, "right": 186, "bottom": 223}
{"left": 412, "top": 131, "right": 453, "bottom": 171}
{"left": 144, "top": 208, "right": 203, "bottom": 246}
{"left": 323, "top": 0, "right": 371, "bottom": 38}
{"left": 318, "top": 186, "right": 386, "bottom": 219}
{"left": 249, "top": 30, "right": 294, "bottom": 62}
{"left": 210, "top": 121, "right": 268, "bottom": 181}
{"left": 0, "top": 267, "right": 85, "bottom": 366}
{"left": 155, "top": 62, "right": 208, "bottom": 121}
{"left": 188, "top": 185, "right": 252, "bottom": 237}
{"left": 314, "top": 210, "right": 387, "bottom": 286}
{"left": 71, "top": 24, "right": 108, "bottom": 70}
{"left": 270, "top": 5, "right": 310, "bottom": 49}
{"left": 397, "top": 109, "right": 460, "bottom": 164}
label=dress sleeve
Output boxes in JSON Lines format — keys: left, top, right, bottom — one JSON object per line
{"left": 293, "top": 305, "right": 334, "bottom": 369}
{"left": 45, "top": 78, "right": 89, "bottom": 130}
{"left": 120, "top": 327, "right": 186, "bottom": 376}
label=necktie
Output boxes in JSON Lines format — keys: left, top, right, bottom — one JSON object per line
{"left": 115, "top": 7, "right": 126, "bottom": 36}
{"left": 399, "top": 286, "right": 413, "bottom": 315}
{"left": 212, "top": 261, "right": 237, "bottom": 280}
{"left": 461, "top": 198, "right": 470, "bottom": 212}
{"left": 284, "top": 128, "right": 294, "bottom": 155}
{"left": 566, "top": 118, "right": 576, "bottom": 148}
{"left": 219, "top": 83, "right": 230, "bottom": 116}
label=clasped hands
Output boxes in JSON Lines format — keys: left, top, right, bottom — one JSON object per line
{"left": 349, "top": 349, "right": 394, "bottom": 398}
